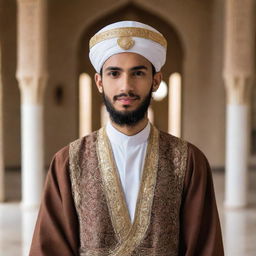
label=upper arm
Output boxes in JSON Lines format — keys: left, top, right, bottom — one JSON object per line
{"left": 29, "top": 147, "right": 80, "bottom": 256}
{"left": 179, "top": 144, "right": 224, "bottom": 256}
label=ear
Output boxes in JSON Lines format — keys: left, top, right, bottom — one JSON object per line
{"left": 152, "top": 72, "right": 162, "bottom": 92}
{"left": 95, "top": 73, "right": 103, "bottom": 93}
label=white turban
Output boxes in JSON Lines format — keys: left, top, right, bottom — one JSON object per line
{"left": 89, "top": 21, "right": 167, "bottom": 73}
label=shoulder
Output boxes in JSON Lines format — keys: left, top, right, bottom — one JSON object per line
{"left": 55, "top": 131, "right": 98, "bottom": 159}
{"left": 186, "top": 142, "right": 210, "bottom": 169}
{"left": 158, "top": 129, "right": 208, "bottom": 161}
{"left": 158, "top": 129, "right": 210, "bottom": 180}
{"left": 182, "top": 142, "right": 212, "bottom": 192}
{"left": 69, "top": 130, "right": 98, "bottom": 153}
{"left": 158, "top": 130, "right": 187, "bottom": 149}
{"left": 49, "top": 131, "right": 99, "bottom": 176}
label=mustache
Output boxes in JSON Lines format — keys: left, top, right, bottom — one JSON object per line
{"left": 113, "top": 92, "right": 140, "bottom": 101}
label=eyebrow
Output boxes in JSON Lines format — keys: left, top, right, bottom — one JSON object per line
{"left": 130, "top": 65, "right": 148, "bottom": 71}
{"left": 104, "top": 65, "right": 148, "bottom": 73}
{"left": 104, "top": 66, "right": 123, "bottom": 72}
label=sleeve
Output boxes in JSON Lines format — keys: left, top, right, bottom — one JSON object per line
{"left": 178, "top": 143, "right": 224, "bottom": 256}
{"left": 29, "top": 146, "right": 80, "bottom": 256}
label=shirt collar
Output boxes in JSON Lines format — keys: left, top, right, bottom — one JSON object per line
{"left": 106, "top": 121, "right": 151, "bottom": 147}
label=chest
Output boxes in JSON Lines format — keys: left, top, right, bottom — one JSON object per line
{"left": 69, "top": 129, "right": 187, "bottom": 256}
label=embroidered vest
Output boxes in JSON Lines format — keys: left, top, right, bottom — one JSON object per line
{"left": 69, "top": 126, "right": 187, "bottom": 256}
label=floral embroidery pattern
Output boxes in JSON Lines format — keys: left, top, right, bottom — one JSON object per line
{"left": 69, "top": 128, "right": 188, "bottom": 256}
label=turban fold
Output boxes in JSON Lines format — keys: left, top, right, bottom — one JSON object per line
{"left": 89, "top": 21, "right": 167, "bottom": 73}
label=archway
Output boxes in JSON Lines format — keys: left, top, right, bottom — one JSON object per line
{"left": 77, "top": 3, "right": 184, "bottom": 133}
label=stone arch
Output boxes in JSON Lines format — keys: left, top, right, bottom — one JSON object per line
{"left": 77, "top": 3, "right": 184, "bottom": 132}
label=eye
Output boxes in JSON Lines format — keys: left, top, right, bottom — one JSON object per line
{"left": 133, "top": 70, "right": 145, "bottom": 76}
{"left": 108, "top": 71, "right": 120, "bottom": 78}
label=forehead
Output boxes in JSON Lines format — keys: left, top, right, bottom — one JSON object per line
{"left": 102, "top": 52, "right": 152, "bottom": 70}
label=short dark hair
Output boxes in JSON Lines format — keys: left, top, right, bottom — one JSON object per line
{"left": 152, "top": 64, "right": 156, "bottom": 76}
{"left": 100, "top": 64, "right": 156, "bottom": 77}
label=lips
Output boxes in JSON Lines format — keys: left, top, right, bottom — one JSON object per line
{"left": 117, "top": 97, "right": 138, "bottom": 104}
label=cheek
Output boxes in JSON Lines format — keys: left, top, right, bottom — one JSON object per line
{"left": 102, "top": 79, "right": 121, "bottom": 94}
{"left": 138, "top": 80, "right": 153, "bottom": 93}
{"left": 102, "top": 86, "right": 116, "bottom": 99}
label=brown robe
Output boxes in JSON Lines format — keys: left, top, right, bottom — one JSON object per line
{"left": 29, "top": 128, "right": 224, "bottom": 256}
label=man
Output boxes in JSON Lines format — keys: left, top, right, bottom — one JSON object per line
{"left": 30, "top": 21, "right": 224, "bottom": 255}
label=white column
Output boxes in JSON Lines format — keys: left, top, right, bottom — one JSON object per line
{"left": 225, "top": 103, "right": 249, "bottom": 207}
{"left": 79, "top": 73, "right": 92, "bottom": 137}
{"left": 0, "top": 47, "right": 4, "bottom": 202}
{"left": 223, "top": 0, "right": 255, "bottom": 208}
{"left": 168, "top": 73, "right": 182, "bottom": 137}
{"left": 21, "top": 104, "right": 44, "bottom": 207}
{"left": 16, "top": 0, "right": 48, "bottom": 209}
{"left": 101, "top": 104, "right": 109, "bottom": 126}
{"left": 148, "top": 106, "right": 154, "bottom": 124}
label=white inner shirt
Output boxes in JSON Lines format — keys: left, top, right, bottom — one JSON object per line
{"left": 106, "top": 121, "right": 150, "bottom": 222}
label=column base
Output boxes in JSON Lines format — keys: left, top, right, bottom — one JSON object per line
{"left": 21, "top": 104, "right": 44, "bottom": 208}
{"left": 224, "top": 202, "right": 247, "bottom": 210}
{"left": 20, "top": 202, "right": 40, "bottom": 211}
{"left": 225, "top": 104, "right": 249, "bottom": 208}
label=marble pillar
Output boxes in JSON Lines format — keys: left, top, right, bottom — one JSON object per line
{"left": 79, "top": 73, "right": 92, "bottom": 137}
{"left": 223, "top": 0, "right": 255, "bottom": 208}
{"left": 168, "top": 73, "right": 182, "bottom": 137}
{"left": 16, "top": 0, "right": 48, "bottom": 209}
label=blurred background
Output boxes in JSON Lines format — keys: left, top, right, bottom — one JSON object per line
{"left": 0, "top": 0, "right": 255, "bottom": 255}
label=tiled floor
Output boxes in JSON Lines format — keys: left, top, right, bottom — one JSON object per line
{"left": 0, "top": 170, "right": 256, "bottom": 256}
{"left": 213, "top": 171, "right": 256, "bottom": 256}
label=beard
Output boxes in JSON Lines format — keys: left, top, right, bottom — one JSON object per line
{"left": 102, "top": 86, "right": 153, "bottom": 127}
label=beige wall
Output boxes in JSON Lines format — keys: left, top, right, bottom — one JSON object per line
{"left": 1, "top": 0, "right": 254, "bottom": 169}
{"left": 78, "top": 4, "right": 184, "bottom": 133}
{"left": 45, "top": 0, "right": 226, "bottom": 167}
{"left": 0, "top": 0, "right": 20, "bottom": 168}
{"left": 252, "top": 11, "right": 256, "bottom": 156}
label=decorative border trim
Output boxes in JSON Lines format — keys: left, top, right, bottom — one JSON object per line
{"left": 96, "top": 128, "right": 132, "bottom": 242}
{"left": 90, "top": 27, "right": 167, "bottom": 49}
{"left": 111, "top": 126, "right": 159, "bottom": 256}
{"left": 69, "top": 138, "right": 83, "bottom": 208}
{"left": 69, "top": 138, "right": 84, "bottom": 248}
{"left": 96, "top": 125, "right": 159, "bottom": 256}
{"left": 177, "top": 139, "right": 188, "bottom": 187}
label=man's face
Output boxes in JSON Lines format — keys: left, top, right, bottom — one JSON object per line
{"left": 95, "top": 52, "right": 162, "bottom": 126}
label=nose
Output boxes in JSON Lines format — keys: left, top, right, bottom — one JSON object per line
{"left": 120, "top": 73, "right": 134, "bottom": 93}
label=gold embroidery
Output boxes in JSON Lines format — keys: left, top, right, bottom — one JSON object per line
{"left": 90, "top": 27, "right": 167, "bottom": 49}
{"left": 97, "top": 128, "right": 132, "bottom": 242}
{"left": 111, "top": 126, "right": 159, "bottom": 256}
{"left": 69, "top": 138, "right": 86, "bottom": 251}
{"left": 69, "top": 129, "right": 188, "bottom": 255}
{"left": 176, "top": 138, "right": 188, "bottom": 183}
{"left": 117, "top": 36, "right": 135, "bottom": 50}
{"left": 80, "top": 248, "right": 110, "bottom": 256}
{"left": 69, "top": 134, "right": 119, "bottom": 253}
{"left": 69, "top": 138, "right": 83, "bottom": 210}
{"left": 97, "top": 125, "right": 159, "bottom": 256}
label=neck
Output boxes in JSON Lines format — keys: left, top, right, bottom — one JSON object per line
{"left": 110, "top": 117, "right": 149, "bottom": 136}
